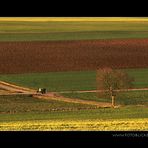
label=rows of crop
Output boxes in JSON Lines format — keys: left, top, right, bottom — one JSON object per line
{"left": 1, "top": 20, "right": 148, "bottom": 33}
{"left": 1, "top": 31, "right": 148, "bottom": 41}
{"left": 0, "top": 118, "right": 148, "bottom": 131}
{"left": 0, "top": 39, "right": 148, "bottom": 74}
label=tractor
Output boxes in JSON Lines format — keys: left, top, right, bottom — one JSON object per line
{"left": 37, "top": 88, "right": 47, "bottom": 94}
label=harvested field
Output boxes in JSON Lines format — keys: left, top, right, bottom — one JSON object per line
{"left": 0, "top": 39, "right": 148, "bottom": 74}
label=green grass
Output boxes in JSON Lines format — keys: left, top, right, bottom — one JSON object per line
{"left": 1, "top": 21, "right": 148, "bottom": 41}
{"left": 61, "top": 91, "right": 148, "bottom": 105}
{"left": 2, "top": 31, "right": 148, "bottom": 41}
{"left": 1, "top": 68, "right": 148, "bottom": 91}
{"left": 0, "top": 93, "right": 147, "bottom": 130}
{"left": 0, "top": 106, "right": 148, "bottom": 122}
{"left": 1, "top": 21, "right": 148, "bottom": 33}
{"left": 0, "top": 95, "right": 93, "bottom": 114}
{"left": 62, "top": 92, "right": 111, "bottom": 102}
{"left": 0, "top": 71, "right": 96, "bottom": 91}
{"left": 125, "top": 69, "right": 148, "bottom": 88}
{"left": 0, "top": 68, "right": 148, "bottom": 126}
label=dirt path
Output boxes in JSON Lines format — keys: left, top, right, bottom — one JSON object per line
{"left": 0, "top": 81, "right": 36, "bottom": 95}
{"left": 0, "top": 81, "right": 112, "bottom": 107}
{"left": 54, "top": 88, "right": 148, "bottom": 94}
{"left": 1, "top": 80, "right": 148, "bottom": 107}
{"left": 33, "top": 87, "right": 148, "bottom": 107}
{"left": 33, "top": 93, "right": 112, "bottom": 108}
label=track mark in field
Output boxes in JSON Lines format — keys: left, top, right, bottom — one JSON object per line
{"left": 0, "top": 81, "right": 111, "bottom": 107}
{"left": 1, "top": 81, "right": 148, "bottom": 107}
{"left": 0, "top": 81, "right": 36, "bottom": 95}
{"left": 54, "top": 88, "right": 148, "bottom": 93}
{"left": 32, "top": 93, "right": 112, "bottom": 108}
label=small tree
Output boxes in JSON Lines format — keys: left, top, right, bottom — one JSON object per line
{"left": 96, "top": 67, "right": 134, "bottom": 108}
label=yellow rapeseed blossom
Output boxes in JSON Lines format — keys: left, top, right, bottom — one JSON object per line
{"left": 0, "top": 118, "right": 148, "bottom": 131}
{"left": 0, "top": 17, "right": 148, "bottom": 22}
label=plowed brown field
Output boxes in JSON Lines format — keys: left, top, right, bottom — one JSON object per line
{"left": 0, "top": 39, "right": 148, "bottom": 74}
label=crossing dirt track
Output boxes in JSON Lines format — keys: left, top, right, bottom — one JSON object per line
{"left": 0, "top": 81, "right": 112, "bottom": 107}
{"left": 0, "top": 81, "right": 35, "bottom": 95}
{"left": 1, "top": 39, "right": 148, "bottom": 74}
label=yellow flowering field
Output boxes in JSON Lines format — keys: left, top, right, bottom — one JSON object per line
{"left": 0, "top": 17, "right": 148, "bottom": 22}
{"left": 0, "top": 118, "right": 148, "bottom": 131}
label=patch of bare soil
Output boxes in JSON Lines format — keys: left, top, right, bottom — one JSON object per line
{"left": 0, "top": 39, "right": 148, "bottom": 74}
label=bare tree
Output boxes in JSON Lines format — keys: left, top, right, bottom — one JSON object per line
{"left": 96, "top": 67, "right": 134, "bottom": 108}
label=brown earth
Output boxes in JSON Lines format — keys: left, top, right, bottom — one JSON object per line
{"left": 0, "top": 39, "right": 148, "bottom": 74}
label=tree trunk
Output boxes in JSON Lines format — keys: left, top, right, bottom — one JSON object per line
{"left": 111, "top": 95, "right": 115, "bottom": 108}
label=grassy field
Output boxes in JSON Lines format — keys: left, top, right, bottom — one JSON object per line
{"left": 1, "top": 68, "right": 148, "bottom": 91}
{"left": 0, "top": 90, "right": 147, "bottom": 115}
{"left": 61, "top": 91, "right": 148, "bottom": 106}
{"left": 0, "top": 95, "right": 94, "bottom": 114}
{"left": 2, "top": 31, "right": 148, "bottom": 41}
{"left": 0, "top": 106, "right": 148, "bottom": 122}
{"left": 1, "top": 20, "right": 148, "bottom": 33}
{"left": 0, "top": 94, "right": 147, "bottom": 130}
{"left": 0, "top": 71, "right": 96, "bottom": 91}
{"left": 0, "top": 18, "right": 148, "bottom": 40}
{"left": 0, "top": 106, "right": 148, "bottom": 130}
{"left": 0, "top": 17, "right": 148, "bottom": 131}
